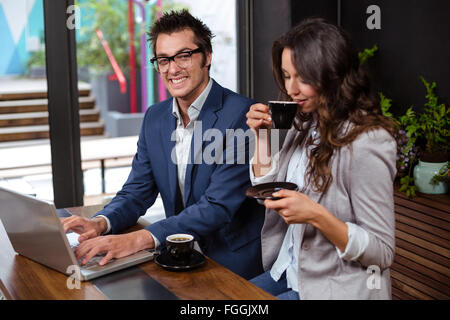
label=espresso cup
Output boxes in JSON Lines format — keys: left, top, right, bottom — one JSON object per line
{"left": 166, "top": 233, "right": 194, "bottom": 265}
{"left": 268, "top": 101, "right": 298, "bottom": 129}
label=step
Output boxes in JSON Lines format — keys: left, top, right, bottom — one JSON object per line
{"left": 0, "top": 88, "right": 91, "bottom": 101}
{"left": 0, "top": 96, "right": 96, "bottom": 114}
{"left": 0, "top": 79, "right": 91, "bottom": 101}
{"left": 0, "top": 109, "right": 100, "bottom": 128}
{"left": 0, "top": 121, "right": 104, "bottom": 143}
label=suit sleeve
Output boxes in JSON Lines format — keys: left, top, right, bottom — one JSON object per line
{"left": 346, "top": 129, "right": 397, "bottom": 271}
{"left": 93, "top": 109, "right": 159, "bottom": 233}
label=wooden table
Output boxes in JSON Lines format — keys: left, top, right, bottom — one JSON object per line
{"left": 0, "top": 205, "right": 276, "bottom": 300}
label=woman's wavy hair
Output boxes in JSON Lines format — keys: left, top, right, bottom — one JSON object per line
{"left": 272, "top": 17, "right": 396, "bottom": 194}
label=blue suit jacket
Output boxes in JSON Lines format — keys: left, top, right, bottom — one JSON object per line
{"left": 95, "top": 80, "right": 265, "bottom": 279}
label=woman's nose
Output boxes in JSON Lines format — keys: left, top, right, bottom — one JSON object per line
{"left": 286, "top": 79, "right": 299, "bottom": 97}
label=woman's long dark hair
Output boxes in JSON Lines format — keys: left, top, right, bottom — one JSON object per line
{"left": 272, "top": 17, "right": 396, "bottom": 194}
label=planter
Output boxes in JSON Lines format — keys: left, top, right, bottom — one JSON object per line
{"left": 89, "top": 71, "right": 142, "bottom": 115}
{"left": 413, "top": 160, "right": 449, "bottom": 194}
{"left": 28, "top": 66, "right": 46, "bottom": 78}
{"left": 89, "top": 71, "right": 144, "bottom": 137}
{"left": 105, "top": 111, "right": 144, "bottom": 137}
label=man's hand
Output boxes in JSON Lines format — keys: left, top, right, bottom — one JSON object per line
{"left": 61, "top": 215, "right": 107, "bottom": 242}
{"left": 74, "top": 230, "right": 155, "bottom": 266}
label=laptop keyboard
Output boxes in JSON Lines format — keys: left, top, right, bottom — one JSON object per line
{"left": 70, "top": 244, "right": 115, "bottom": 269}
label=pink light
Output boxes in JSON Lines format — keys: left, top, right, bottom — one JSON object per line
{"left": 156, "top": 0, "right": 167, "bottom": 101}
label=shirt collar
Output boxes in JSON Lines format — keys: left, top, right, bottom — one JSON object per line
{"left": 172, "top": 78, "right": 213, "bottom": 124}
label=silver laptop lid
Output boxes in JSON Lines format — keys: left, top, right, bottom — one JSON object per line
{"left": 0, "top": 186, "right": 77, "bottom": 275}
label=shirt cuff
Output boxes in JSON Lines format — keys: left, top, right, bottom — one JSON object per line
{"left": 249, "top": 152, "right": 280, "bottom": 185}
{"left": 94, "top": 215, "right": 111, "bottom": 235}
{"left": 151, "top": 233, "right": 160, "bottom": 249}
{"left": 336, "top": 222, "right": 369, "bottom": 261}
{"left": 96, "top": 215, "right": 160, "bottom": 249}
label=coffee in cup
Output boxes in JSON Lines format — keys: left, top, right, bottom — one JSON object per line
{"left": 268, "top": 101, "right": 298, "bottom": 129}
{"left": 166, "top": 233, "right": 194, "bottom": 265}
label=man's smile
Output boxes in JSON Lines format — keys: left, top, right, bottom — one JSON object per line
{"left": 170, "top": 76, "right": 188, "bottom": 85}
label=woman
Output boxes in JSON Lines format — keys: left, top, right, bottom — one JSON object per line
{"left": 246, "top": 18, "right": 397, "bottom": 300}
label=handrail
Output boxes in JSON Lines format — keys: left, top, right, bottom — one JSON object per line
{"left": 95, "top": 29, "right": 127, "bottom": 94}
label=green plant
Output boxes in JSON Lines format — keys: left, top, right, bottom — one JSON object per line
{"left": 26, "top": 48, "right": 46, "bottom": 71}
{"left": 360, "top": 45, "right": 449, "bottom": 197}
{"left": 358, "top": 44, "right": 378, "bottom": 65}
{"left": 380, "top": 78, "right": 449, "bottom": 197}
{"left": 431, "top": 163, "right": 449, "bottom": 185}
{"left": 417, "top": 76, "right": 450, "bottom": 157}
{"left": 76, "top": 0, "right": 142, "bottom": 73}
{"left": 380, "top": 94, "right": 419, "bottom": 197}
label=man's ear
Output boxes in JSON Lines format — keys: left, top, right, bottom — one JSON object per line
{"left": 204, "top": 51, "right": 212, "bottom": 68}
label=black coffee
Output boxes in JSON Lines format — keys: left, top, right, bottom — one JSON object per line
{"left": 269, "top": 101, "right": 298, "bottom": 129}
{"left": 171, "top": 237, "right": 190, "bottom": 242}
{"left": 166, "top": 234, "right": 194, "bottom": 265}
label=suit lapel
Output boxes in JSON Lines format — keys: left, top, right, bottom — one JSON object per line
{"left": 184, "top": 80, "right": 223, "bottom": 204}
{"left": 160, "top": 99, "right": 178, "bottom": 214}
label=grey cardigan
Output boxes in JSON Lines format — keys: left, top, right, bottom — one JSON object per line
{"left": 259, "top": 124, "right": 397, "bottom": 300}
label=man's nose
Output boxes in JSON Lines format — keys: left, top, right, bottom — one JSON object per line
{"left": 168, "top": 59, "right": 182, "bottom": 74}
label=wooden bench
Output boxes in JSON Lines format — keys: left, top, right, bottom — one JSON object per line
{"left": 392, "top": 186, "right": 450, "bottom": 300}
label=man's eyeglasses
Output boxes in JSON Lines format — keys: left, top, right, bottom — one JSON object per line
{"left": 150, "top": 48, "right": 203, "bottom": 73}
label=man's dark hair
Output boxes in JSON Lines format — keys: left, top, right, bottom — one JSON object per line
{"left": 148, "top": 9, "right": 214, "bottom": 63}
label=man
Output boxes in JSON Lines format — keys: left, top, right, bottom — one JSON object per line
{"left": 62, "top": 10, "right": 264, "bottom": 279}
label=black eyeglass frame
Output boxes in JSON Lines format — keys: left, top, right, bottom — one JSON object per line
{"left": 150, "top": 48, "right": 203, "bottom": 72}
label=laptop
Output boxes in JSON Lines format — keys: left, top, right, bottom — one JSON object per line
{"left": 0, "top": 186, "right": 155, "bottom": 281}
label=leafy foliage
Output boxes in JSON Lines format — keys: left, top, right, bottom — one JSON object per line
{"left": 358, "top": 44, "right": 378, "bottom": 65}
{"left": 431, "top": 163, "right": 449, "bottom": 185}
{"left": 76, "top": 0, "right": 142, "bottom": 73}
{"left": 418, "top": 76, "right": 450, "bottom": 155}
{"left": 360, "top": 45, "right": 448, "bottom": 197}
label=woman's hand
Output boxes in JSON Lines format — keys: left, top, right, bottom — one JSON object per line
{"left": 264, "top": 189, "right": 323, "bottom": 225}
{"left": 264, "top": 189, "right": 349, "bottom": 252}
{"left": 246, "top": 103, "right": 273, "bottom": 132}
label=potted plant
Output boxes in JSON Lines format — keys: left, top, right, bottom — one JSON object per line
{"left": 412, "top": 77, "right": 449, "bottom": 194}
{"left": 381, "top": 78, "right": 448, "bottom": 196}
{"left": 362, "top": 45, "right": 449, "bottom": 196}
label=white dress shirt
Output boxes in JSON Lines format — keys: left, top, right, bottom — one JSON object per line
{"left": 250, "top": 125, "right": 369, "bottom": 292}
{"left": 97, "top": 78, "right": 213, "bottom": 250}
{"left": 172, "top": 78, "right": 213, "bottom": 206}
